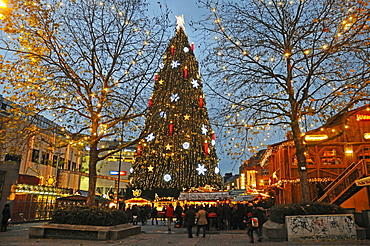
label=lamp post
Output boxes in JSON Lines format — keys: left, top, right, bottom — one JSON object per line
{"left": 117, "top": 143, "right": 123, "bottom": 209}
{"left": 116, "top": 123, "right": 124, "bottom": 209}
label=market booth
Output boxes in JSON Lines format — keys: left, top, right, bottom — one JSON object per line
{"left": 124, "top": 197, "right": 152, "bottom": 207}
{"left": 177, "top": 191, "right": 230, "bottom": 206}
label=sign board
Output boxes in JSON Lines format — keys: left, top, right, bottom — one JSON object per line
{"left": 304, "top": 135, "right": 328, "bottom": 141}
{"left": 109, "top": 171, "right": 127, "bottom": 176}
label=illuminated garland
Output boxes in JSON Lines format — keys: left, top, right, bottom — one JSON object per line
{"left": 272, "top": 178, "right": 335, "bottom": 186}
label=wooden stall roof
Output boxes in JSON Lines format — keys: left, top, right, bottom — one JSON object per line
{"left": 178, "top": 191, "right": 230, "bottom": 201}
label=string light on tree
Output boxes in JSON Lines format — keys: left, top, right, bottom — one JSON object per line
{"left": 129, "top": 16, "right": 222, "bottom": 190}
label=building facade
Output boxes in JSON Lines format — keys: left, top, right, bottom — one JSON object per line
{"left": 260, "top": 106, "right": 370, "bottom": 211}
{"left": 0, "top": 95, "right": 83, "bottom": 222}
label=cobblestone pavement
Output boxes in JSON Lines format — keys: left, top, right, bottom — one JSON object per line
{"left": 0, "top": 221, "right": 369, "bottom": 246}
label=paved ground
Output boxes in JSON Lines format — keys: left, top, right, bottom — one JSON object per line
{"left": 0, "top": 221, "right": 369, "bottom": 246}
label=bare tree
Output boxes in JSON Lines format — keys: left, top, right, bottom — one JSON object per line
{"left": 195, "top": 0, "right": 369, "bottom": 202}
{"left": 0, "top": 0, "right": 170, "bottom": 206}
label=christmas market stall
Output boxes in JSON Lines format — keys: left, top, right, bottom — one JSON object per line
{"left": 177, "top": 191, "right": 230, "bottom": 206}
{"left": 56, "top": 190, "right": 110, "bottom": 209}
{"left": 124, "top": 197, "right": 153, "bottom": 207}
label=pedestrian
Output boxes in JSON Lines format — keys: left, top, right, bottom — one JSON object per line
{"left": 246, "top": 212, "right": 259, "bottom": 243}
{"left": 1, "top": 204, "right": 11, "bottom": 232}
{"left": 165, "top": 203, "right": 174, "bottom": 231}
{"left": 196, "top": 206, "right": 208, "bottom": 238}
{"left": 252, "top": 205, "right": 267, "bottom": 242}
{"left": 184, "top": 205, "right": 196, "bottom": 238}
{"left": 174, "top": 202, "right": 183, "bottom": 227}
{"left": 150, "top": 204, "right": 158, "bottom": 225}
{"left": 131, "top": 205, "right": 140, "bottom": 225}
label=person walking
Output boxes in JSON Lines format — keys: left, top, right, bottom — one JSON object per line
{"left": 1, "top": 204, "right": 11, "bottom": 232}
{"left": 150, "top": 204, "right": 158, "bottom": 225}
{"left": 246, "top": 212, "right": 259, "bottom": 243}
{"left": 184, "top": 205, "right": 196, "bottom": 238}
{"left": 252, "top": 205, "right": 267, "bottom": 242}
{"left": 196, "top": 206, "right": 208, "bottom": 238}
{"left": 165, "top": 203, "right": 174, "bottom": 231}
{"left": 174, "top": 202, "right": 183, "bottom": 227}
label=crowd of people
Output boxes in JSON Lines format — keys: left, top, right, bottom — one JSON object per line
{"left": 124, "top": 200, "right": 268, "bottom": 242}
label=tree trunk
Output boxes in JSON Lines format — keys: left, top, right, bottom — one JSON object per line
{"left": 291, "top": 123, "right": 310, "bottom": 203}
{"left": 86, "top": 143, "right": 99, "bottom": 207}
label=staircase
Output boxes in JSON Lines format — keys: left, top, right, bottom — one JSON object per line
{"left": 317, "top": 159, "right": 370, "bottom": 205}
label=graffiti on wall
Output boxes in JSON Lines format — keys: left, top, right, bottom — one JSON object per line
{"left": 286, "top": 215, "right": 356, "bottom": 241}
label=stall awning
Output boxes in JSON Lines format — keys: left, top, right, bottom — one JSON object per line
{"left": 125, "top": 197, "right": 153, "bottom": 204}
{"left": 232, "top": 194, "right": 258, "bottom": 202}
{"left": 355, "top": 176, "right": 370, "bottom": 186}
{"left": 178, "top": 192, "right": 230, "bottom": 201}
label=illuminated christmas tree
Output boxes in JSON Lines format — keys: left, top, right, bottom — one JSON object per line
{"left": 130, "top": 16, "right": 222, "bottom": 191}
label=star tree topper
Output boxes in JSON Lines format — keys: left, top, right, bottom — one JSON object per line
{"left": 176, "top": 14, "right": 185, "bottom": 30}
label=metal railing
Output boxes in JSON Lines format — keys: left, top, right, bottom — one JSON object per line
{"left": 317, "top": 160, "right": 369, "bottom": 204}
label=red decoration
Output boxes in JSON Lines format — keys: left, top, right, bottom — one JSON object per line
{"left": 199, "top": 95, "right": 203, "bottom": 108}
{"left": 204, "top": 140, "right": 209, "bottom": 156}
{"left": 154, "top": 73, "right": 158, "bottom": 81}
{"left": 137, "top": 146, "right": 142, "bottom": 156}
{"left": 148, "top": 98, "right": 152, "bottom": 107}
{"left": 184, "top": 66, "right": 188, "bottom": 78}
{"left": 191, "top": 42, "right": 194, "bottom": 51}
{"left": 211, "top": 132, "right": 216, "bottom": 146}
{"left": 170, "top": 45, "right": 175, "bottom": 55}
{"left": 169, "top": 121, "right": 174, "bottom": 136}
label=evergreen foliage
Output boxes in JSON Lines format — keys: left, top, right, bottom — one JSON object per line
{"left": 51, "top": 207, "right": 128, "bottom": 226}
{"left": 130, "top": 24, "right": 223, "bottom": 190}
{"left": 268, "top": 202, "right": 347, "bottom": 224}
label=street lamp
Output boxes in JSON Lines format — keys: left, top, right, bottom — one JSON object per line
{"left": 115, "top": 123, "right": 124, "bottom": 209}
{"left": 0, "top": 0, "right": 6, "bottom": 8}
{"left": 0, "top": 0, "right": 7, "bottom": 20}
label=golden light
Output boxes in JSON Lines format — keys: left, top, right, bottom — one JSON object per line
{"left": 304, "top": 134, "right": 328, "bottom": 141}
{"left": 0, "top": 0, "right": 6, "bottom": 8}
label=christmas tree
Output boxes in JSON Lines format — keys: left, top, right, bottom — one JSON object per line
{"left": 130, "top": 16, "right": 222, "bottom": 191}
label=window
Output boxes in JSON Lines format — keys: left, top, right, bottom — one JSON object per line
{"left": 31, "top": 149, "right": 40, "bottom": 163}
{"left": 358, "top": 147, "right": 370, "bottom": 160}
{"left": 52, "top": 155, "right": 58, "bottom": 167}
{"left": 320, "top": 148, "right": 343, "bottom": 165}
{"left": 58, "top": 158, "right": 65, "bottom": 169}
{"left": 40, "top": 152, "right": 49, "bottom": 165}
{"left": 292, "top": 152, "right": 315, "bottom": 165}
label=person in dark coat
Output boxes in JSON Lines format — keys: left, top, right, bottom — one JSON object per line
{"left": 174, "top": 202, "right": 183, "bottom": 227}
{"left": 252, "top": 206, "right": 267, "bottom": 242}
{"left": 184, "top": 205, "right": 196, "bottom": 238}
{"left": 1, "top": 204, "right": 11, "bottom": 232}
{"left": 246, "top": 212, "right": 258, "bottom": 243}
{"left": 150, "top": 204, "right": 158, "bottom": 225}
{"left": 131, "top": 205, "right": 140, "bottom": 225}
